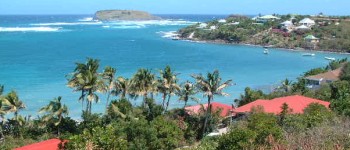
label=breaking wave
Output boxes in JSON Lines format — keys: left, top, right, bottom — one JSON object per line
{"left": 0, "top": 27, "right": 62, "bottom": 32}
{"left": 78, "top": 17, "right": 94, "bottom": 22}
{"left": 30, "top": 21, "right": 103, "bottom": 26}
{"left": 157, "top": 31, "right": 179, "bottom": 39}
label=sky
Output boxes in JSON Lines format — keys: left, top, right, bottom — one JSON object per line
{"left": 0, "top": 0, "right": 349, "bottom": 15}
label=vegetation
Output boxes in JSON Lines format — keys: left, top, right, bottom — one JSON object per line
{"left": 178, "top": 14, "right": 350, "bottom": 52}
{"left": 1, "top": 58, "right": 350, "bottom": 149}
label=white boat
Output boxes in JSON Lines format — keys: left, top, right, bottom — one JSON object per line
{"left": 263, "top": 49, "right": 269, "bottom": 54}
{"left": 325, "top": 57, "right": 336, "bottom": 61}
{"left": 302, "top": 53, "right": 315, "bottom": 56}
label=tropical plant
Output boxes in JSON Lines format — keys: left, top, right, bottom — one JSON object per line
{"left": 102, "top": 66, "right": 117, "bottom": 110}
{"left": 192, "top": 70, "right": 232, "bottom": 137}
{"left": 114, "top": 77, "right": 132, "bottom": 100}
{"left": 158, "top": 66, "right": 180, "bottom": 111}
{"left": 39, "top": 96, "right": 69, "bottom": 135}
{"left": 67, "top": 58, "right": 105, "bottom": 114}
{"left": 177, "top": 81, "right": 198, "bottom": 108}
{"left": 2, "top": 91, "right": 25, "bottom": 119}
{"left": 130, "top": 68, "right": 156, "bottom": 104}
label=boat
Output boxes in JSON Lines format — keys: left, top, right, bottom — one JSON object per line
{"left": 325, "top": 57, "right": 336, "bottom": 61}
{"left": 263, "top": 49, "right": 269, "bottom": 54}
{"left": 302, "top": 53, "right": 315, "bottom": 56}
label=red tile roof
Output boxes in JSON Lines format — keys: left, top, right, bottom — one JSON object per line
{"left": 15, "top": 139, "right": 66, "bottom": 150}
{"left": 233, "top": 95, "right": 330, "bottom": 115}
{"left": 185, "top": 102, "right": 233, "bottom": 117}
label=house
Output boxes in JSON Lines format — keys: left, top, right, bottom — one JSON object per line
{"left": 280, "top": 20, "right": 293, "bottom": 27}
{"left": 228, "top": 22, "right": 240, "bottom": 25}
{"left": 218, "top": 19, "right": 227, "bottom": 23}
{"left": 295, "top": 25, "right": 310, "bottom": 30}
{"left": 185, "top": 102, "right": 233, "bottom": 118}
{"left": 233, "top": 95, "right": 330, "bottom": 115}
{"left": 305, "top": 67, "right": 342, "bottom": 88}
{"left": 299, "top": 18, "right": 315, "bottom": 27}
{"left": 197, "top": 23, "right": 208, "bottom": 29}
{"left": 280, "top": 20, "right": 294, "bottom": 31}
{"left": 15, "top": 139, "right": 67, "bottom": 150}
{"left": 304, "top": 35, "right": 320, "bottom": 43}
{"left": 209, "top": 25, "right": 217, "bottom": 30}
{"left": 256, "top": 15, "right": 281, "bottom": 23}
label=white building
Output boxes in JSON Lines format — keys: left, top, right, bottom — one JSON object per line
{"left": 299, "top": 18, "right": 315, "bottom": 27}
{"left": 296, "top": 25, "right": 310, "bottom": 30}
{"left": 209, "top": 25, "right": 217, "bottom": 30}
{"left": 197, "top": 23, "right": 208, "bottom": 29}
{"left": 218, "top": 19, "right": 227, "bottom": 23}
{"left": 256, "top": 15, "right": 281, "bottom": 23}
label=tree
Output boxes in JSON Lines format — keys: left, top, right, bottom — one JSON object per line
{"left": 2, "top": 91, "right": 25, "bottom": 137}
{"left": 67, "top": 58, "right": 105, "bottom": 114}
{"left": 115, "top": 77, "right": 132, "bottom": 100}
{"left": 279, "top": 78, "right": 292, "bottom": 93}
{"left": 340, "top": 62, "right": 350, "bottom": 81}
{"left": 2, "top": 91, "right": 25, "bottom": 119}
{"left": 158, "top": 66, "right": 180, "bottom": 111}
{"left": 177, "top": 81, "right": 198, "bottom": 108}
{"left": 235, "top": 87, "right": 265, "bottom": 107}
{"left": 130, "top": 69, "right": 156, "bottom": 104}
{"left": 39, "top": 96, "right": 69, "bottom": 135}
{"left": 192, "top": 70, "right": 232, "bottom": 136}
{"left": 102, "top": 66, "right": 117, "bottom": 110}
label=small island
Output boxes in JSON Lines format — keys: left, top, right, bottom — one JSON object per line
{"left": 94, "top": 10, "right": 161, "bottom": 21}
{"left": 178, "top": 14, "right": 350, "bottom": 53}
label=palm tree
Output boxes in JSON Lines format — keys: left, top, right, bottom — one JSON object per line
{"left": 2, "top": 91, "right": 25, "bottom": 118}
{"left": 158, "top": 66, "right": 180, "bottom": 111}
{"left": 192, "top": 70, "right": 232, "bottom": 137}
{"left": 115, "top": 77, "right": 132, "bottom": 100}
{"left": 281, "top": 78, "right": 292, "bottom": 93}
{"left": 39, "top": 96, "right": 69, "bottom": 135}
{"left": 0, "top": 85, "right": 4, "bottom": 96}
{"left": 67, "top": 58, "right": 105, "bottom": 114}
{"left": 102, "top": 66, "right": 117, "bottom": 110}
{"left": 130, "top": 68, "right": 156, "bottom": 104}
{"left": 177, "top": 81, "right": 198, "bottom": 108}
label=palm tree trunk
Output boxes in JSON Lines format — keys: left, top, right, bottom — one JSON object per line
{"left": 81, "top": 90, "right": 85, "bottom": 112}
{"left": 106, "top": 91, "right": 111, "bottom": 111}
{"left": 202, "top": 95, "right": 212, "bottom": 137}
{"left": 165, "top": 95, "right": 171, "bottom": 112}
{"left": 162, "top": 93, "right": 166, "bottom": 109}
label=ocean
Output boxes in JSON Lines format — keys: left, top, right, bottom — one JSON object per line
{"left": 0, "top": 14, "right": 348, "bottom": 118}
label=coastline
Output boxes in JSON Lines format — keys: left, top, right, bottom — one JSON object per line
{"left": 177, "top": 37, "right": 350, "bottom": 55}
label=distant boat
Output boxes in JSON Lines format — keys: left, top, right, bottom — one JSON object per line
{"left": 263, "top": 49, "right": 269, "bottom": 54}
{"left": 302, "top": 53, "right": 315, "bottom": 56}
{"left": 325, "top": 57, "right": 336, "bottom": 61}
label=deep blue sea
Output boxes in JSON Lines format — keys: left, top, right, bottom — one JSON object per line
{"left": 0, "top": 14, "right": 348, "bottom": 118}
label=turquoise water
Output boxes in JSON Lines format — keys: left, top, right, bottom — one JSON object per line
{"left": 0, "top": 15, "right": 348, "bottom": 117}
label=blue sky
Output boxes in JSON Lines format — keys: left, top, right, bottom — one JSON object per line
{"left": 1, "top": 0, "right": 349, "bottom": 15}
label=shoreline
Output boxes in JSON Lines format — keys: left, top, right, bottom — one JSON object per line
{"left": 177, "top": 37, "right": 350, "bottom": 55}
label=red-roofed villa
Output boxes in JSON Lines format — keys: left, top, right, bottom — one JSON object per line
{"left": 233, "top": 95, "right": 330, "bottom": 115}
{"left": 15, "top": 139, "right": 66, "bottom": 150}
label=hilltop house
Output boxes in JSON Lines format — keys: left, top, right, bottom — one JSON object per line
{"left": 304, "top": 35, "right": 320, "bottom": 43}
{"left": 197, "top": 23, "right": 208, "bottom": 29}
{"left": 254, "top": 15, "right": 280, "bottom": 23}
{"left": 299, "top": 18, "right": 316, "bottom": 27}
{"left": 15, "top": 139, "right": 67, "bottom": 150}
{"left": 280, "top": 20, "right": 294, "bottom": 31}
{"left": 305, "top": 67, "right": 342, "bottom": 88}
{"left": 295, "top": 24, "right": 310, "bottom": 30}
{"left": 218, "top": 19, "right": 227, "bottom": 23}
{"left": 185, "top": 102, "right": 233, "bottom": 118}
{"left": 233, "top": 95, "right": 330, "bottom": 115}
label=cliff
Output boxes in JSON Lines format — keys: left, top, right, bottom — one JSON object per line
{"left": 94, "top": 10, "right": 161, "bottom": 21}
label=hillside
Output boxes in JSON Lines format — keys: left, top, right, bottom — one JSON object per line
{"left": 94, "top": 10, "right": 161, "bottom": 21}
{"left": 178, "top": 14, "right": 350, "bottom": 53}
